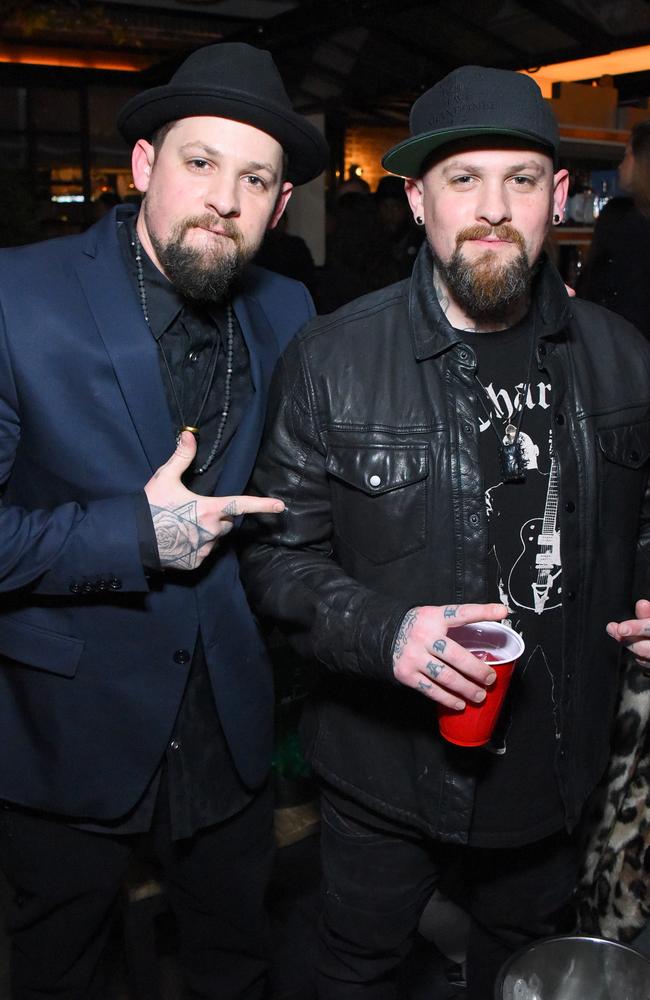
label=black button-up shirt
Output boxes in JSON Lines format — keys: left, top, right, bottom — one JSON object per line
{"left": 76, "top": 212, "right": 255, "bottom": 840}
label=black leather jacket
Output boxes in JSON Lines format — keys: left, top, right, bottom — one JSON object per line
{"left": 243, "top": 244, "right": 650, "bottom": 843}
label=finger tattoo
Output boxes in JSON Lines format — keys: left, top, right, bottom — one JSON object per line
{"left": 418, "top": 679, "right": 432, "bottom": 692}
{"left": 221, "top": 499, "right": 239, "bottom": 517}
{"left": 432, "top": 639, "right": 446, "bottom": 655}
{"left": 425, "top": 660, "right": 443, "bottom": 680}
{"left": 443, "top": 606, "right": 458, "bottom": 619}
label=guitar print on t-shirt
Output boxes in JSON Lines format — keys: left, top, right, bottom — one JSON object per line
{"left": 481, "top": 374, "right": 562, "bottom": 618}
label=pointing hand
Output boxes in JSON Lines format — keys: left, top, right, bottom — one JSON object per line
{"left": 144, "top": 431, "right": 285, "bottom": 570}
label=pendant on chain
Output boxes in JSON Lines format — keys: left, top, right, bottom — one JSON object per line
{"left": 499, "top": 423, "right": 527, "bottom": 482}
{"left": 132, "top": 227, "right": 233, "bottom": 474}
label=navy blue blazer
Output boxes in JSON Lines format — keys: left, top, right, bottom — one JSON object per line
{"left": 0, "top": 208, "right": 314, "bottom": 819}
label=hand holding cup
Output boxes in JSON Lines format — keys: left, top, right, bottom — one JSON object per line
{"left": 392, "top": 602, "right": 508, "bottom": 709}
{"left": 436, "top": 621, "right": 525, "bottom": 746}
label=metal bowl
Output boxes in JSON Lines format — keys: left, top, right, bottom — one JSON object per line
{"left": 495, "top": 934, "right": 650, "bottom": 1000}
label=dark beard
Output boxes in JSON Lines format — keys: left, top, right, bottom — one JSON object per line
{"left": 434, "top": 224, "right": 532, "bottom": 324}
{"left": 147, "top": 211, "right": 252, "bottom": 303}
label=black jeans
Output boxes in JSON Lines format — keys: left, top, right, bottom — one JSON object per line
{"left": 0, "top": 784, "right": 274, "bottom": 1000}
{"left": 316, "top": 794, "right": 578, "bottom": 1000}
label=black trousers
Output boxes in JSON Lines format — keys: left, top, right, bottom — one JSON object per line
{"left": 0, "top": 784, "right": 274, "bottom": 1000}
{"left": 316, "top": 794, "right": 578, "bottom": 1000}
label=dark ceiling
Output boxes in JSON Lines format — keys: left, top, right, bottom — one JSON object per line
{"left": 4, "top": 0, "right": 650, "bottom": 124}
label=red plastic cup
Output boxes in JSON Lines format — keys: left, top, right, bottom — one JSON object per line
{"left": 436, "top": 621, "right": 525, "bottom": 747}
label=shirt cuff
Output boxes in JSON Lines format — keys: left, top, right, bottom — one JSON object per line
{"left": 134, "top": 491, "right": 161, "bottom": 572}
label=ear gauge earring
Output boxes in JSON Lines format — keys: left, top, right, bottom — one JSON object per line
{"left": 415, "top": 215, "right": 424, "bottom": 226}
{"left": 553, "top": 212, "right": 562, "bottom": 225}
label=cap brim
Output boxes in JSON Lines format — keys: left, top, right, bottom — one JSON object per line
{"left": 118, "top": 85, "right": 329, "bottom": 186}
{"left": 382, "top": 126, "right": 556, "bottom": 177}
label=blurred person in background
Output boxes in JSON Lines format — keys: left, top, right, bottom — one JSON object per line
{"left": 255, "top": 209, "right": 316, "bottom": 294}
{"left": 368, "top": 174, "right": 424, "bottom": 286}
{"left": 577, "top": 119, "right": 650, "bottom": 338}
{"left": 315, "top": 190, "right": 377, "bottom": 311}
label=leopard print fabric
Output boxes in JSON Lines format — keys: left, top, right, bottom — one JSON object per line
{"left": 577, "top": 656, "right": 650, "bottom": 942}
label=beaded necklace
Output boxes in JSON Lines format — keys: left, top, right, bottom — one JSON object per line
{"left": 133, "top": 228, "right": 234, "bottom": 476}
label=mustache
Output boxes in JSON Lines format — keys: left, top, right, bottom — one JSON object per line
{"left": 175, "top": 213, "right": 244, "bottom": 248}
{"left": 456, "top": 224, "right": 526, "bottom": 251}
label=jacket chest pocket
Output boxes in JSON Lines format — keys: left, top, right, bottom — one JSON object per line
{"left": 597, "top": 420, "right": 650, "bottom": 540}
{"left": 326, "top": 443, "right": 429, "bottom": 564}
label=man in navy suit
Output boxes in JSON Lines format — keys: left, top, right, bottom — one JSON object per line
{"left": 0, "top": 42, "right": 327, "bottom": 999}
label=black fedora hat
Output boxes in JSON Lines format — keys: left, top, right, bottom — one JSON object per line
{"left": 382, "top": 66, "right": 559, "bottom": 178}
{"left": 117, "top": 42, "right": 329, "bottom": 186}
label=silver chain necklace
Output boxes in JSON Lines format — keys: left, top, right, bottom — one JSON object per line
{"left": 473, "top": 318, "right": 539, "bottom": 484}
{"left": 132, "top": 229, "right": 234, "bottom": 476}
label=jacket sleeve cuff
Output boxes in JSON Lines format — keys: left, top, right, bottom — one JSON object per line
{"left": 134, "top": 491, "right": 161, "bottom": 572}
{"left": 31, "top": 494, "right": 151, "bottom": 595}
{"left": 312, "top": 587, "right": 414, "bottom": 684}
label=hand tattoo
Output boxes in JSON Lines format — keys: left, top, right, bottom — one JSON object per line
{"left": 425, "top": 660, "right": 443, "bottom": 680}
{"left": 443, "top": 606, "right": 458, "bottom": 619}
{"left": 432, "top": 639, "right": 446, "bottom": 654}
{"left": 393, "top": 608, "right": 418, "bottom": 662}
{"left": 150, "top": 502, "right": 216, "bottom": 570}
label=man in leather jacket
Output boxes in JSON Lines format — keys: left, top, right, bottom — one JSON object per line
{"left": 242, "top": 67, "right": 650, "bottom": 999}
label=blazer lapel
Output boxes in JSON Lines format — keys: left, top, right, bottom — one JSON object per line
{"left": 75, "top": 215, "right": 175, "bottom": 473}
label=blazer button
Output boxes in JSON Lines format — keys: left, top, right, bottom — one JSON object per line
{"left": 108, "top": 577, "right": 122, "bottom": 591}
{"left": 83, "top": 582, "right": 94, "bottom": 594}
{"left": 69, "top": 583, "right": 82, "bottom": 594}
{"left": 173, "top": 649, "right": 191, "bottom": 665}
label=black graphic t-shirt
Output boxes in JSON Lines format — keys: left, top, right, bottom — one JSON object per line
{"left": 464, "top": 319, "right": 565, "bottom": 847}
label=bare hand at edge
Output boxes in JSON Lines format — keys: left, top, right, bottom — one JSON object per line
{"left": 607, "top": 598, "right": 650, "bottom": 666}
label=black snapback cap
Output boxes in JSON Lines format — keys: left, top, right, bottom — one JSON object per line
{"left": 382, "top": 66, "right": 559, "bottom": 177}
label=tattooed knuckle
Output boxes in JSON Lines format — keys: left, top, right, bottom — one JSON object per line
{"left": 425, "top": 660, "right": 444, "bottom": 681}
